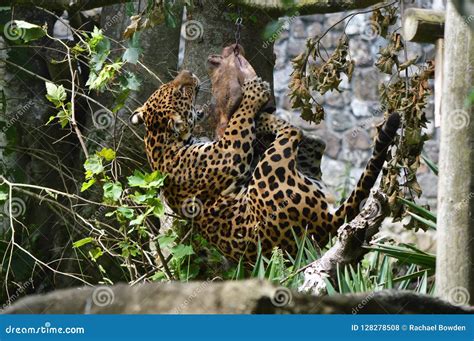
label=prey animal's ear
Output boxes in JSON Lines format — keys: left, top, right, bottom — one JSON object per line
{"left": 130, "top": 107, "right": 144, "bottom": 125}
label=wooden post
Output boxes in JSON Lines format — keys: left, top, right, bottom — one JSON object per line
{"left": 402, "top": 8, "right": 445, "bottom": 126}
{"left": 402, "top": 9, "right": 445, "bottom": 43}
{"left": 436, "top": 0, "right": 474, "bottom": 306}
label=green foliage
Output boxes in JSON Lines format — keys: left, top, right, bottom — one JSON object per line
{"left": 326, "top": 249, "right": 434, "bottom": 295}
{"left": 122, "top": 32, "right": 142, "bottom": 65}
{"left": 45, "top": 82, "right": 71, "bottom": 128}
{"left": 366, "top": 243, "right": 435, "bottom": 269}
{"left": 2, "top": 20, "right": 46, "bottom": 43}
{"left": 73, "top": 149, "right": 173, "bottom": 282}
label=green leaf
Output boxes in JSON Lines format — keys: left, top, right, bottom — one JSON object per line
{"left": 152, "top": 200, "right": 165, "bottom": 217}
{"left": 89, "top": 247, "right": 103, "bottom": 261}
{"left": 84, "top": 155, "right": 104, "bottom": 179}
{"left": 129, "top": 206, "right": 153, "bottom": 226}
{"left": 398, "top": 197, "right": 437, "bottom": 223}
{"left": 120, "top": 72, "right": 141, "bottom": 91}
{"left": 0, "top": 189, "right": 7, "bottom": 201}
{"left": 407, "top": 211, "right": 437, "bottom": 230}
{"left": 97, "top": 147, "right": 116, "bottom": 161}
{"left": 127, "top": 170, "right": 147, "bottom": 187}
{"left": 421, "top": 155, "right": 438, "bottom": 175}
{"left": 366, "top": 243, "right": 436, "bottom": 269}
{"left": 127, "top": 170, "right": 166, "bottom": 188}
{"left": 73, "top": 237, "right": 93, "bottom": 248}
{"left": 129, "top": 190, "right": 155, "bottom": 204}
{"left": 80, "top": 178, "right": 96, "bottom": 192}
{"left": 103, "top": 182, "right": 122, "bottom": 202}
{"left": 12, "top": 20, "right": 46, "bottom": 42}
{"left": 323, "top": 277, "right": 337, "bottom": 295}
{"left": 150, "top": 271, "right": 166, "bottom": 281}
{"left": 117, "top": 207, "right": 134, "bottom": 219}
{"left": 45, "top": 82, "right": 66, "bottom": 106}
{"left": 122, "top": 47, "right": 141, "bottom": 64}
{"left": 171, "top": 244, "right": 194, "bottom": 259}
{"left": 129, "top": 213, "right": 146, "bottom": 226}
{"left": 86, "top": 62, "right": 123, "bottom": 92}
{"left": 157, "top": 234, "right": 176, "bottom": 249}
{"left": 57, "top": 103, "right": 72, "bottom": 128}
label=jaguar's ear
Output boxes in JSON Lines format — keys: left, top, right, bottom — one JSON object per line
{"left": 130, "top": 107, "right": 144, "bottom": 125}
{"left": 173, "top": 83, "right": 186, "bottom": 96}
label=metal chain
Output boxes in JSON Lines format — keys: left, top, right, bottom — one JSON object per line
{"left": 233, "top": 7, "right": 242, "bottom": 56}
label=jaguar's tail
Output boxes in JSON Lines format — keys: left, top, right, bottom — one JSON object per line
{"left": 331, "top": 112, "right": 400, "bottom": 227}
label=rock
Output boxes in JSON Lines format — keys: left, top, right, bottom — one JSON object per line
{"left": 291, "top": 18, "right": 306, "bottom": 39}
{"left": 417, "top": 172, "right": 439, "bottom": 199}
{"left": 321, "top": 158, "right": 347, "bottom": 189}
{"left": 349, "top": 38, "right": 373, "bottom": 66}
{"left": 5, "top": 280, "right": 471, "bottom": 314}
{"left": 274, "top": 40, "right": 288, "bottom": 70}
{"left": 344, "top": 129, "right": 372, "bottom": 150}
{"left": 340, "top": 148, "right": 371, "bottom": 168}
{"left": 320, "top": 31, "right": 341, "bottom": 49}
{"left": 327, "top": 109, "right": 354, "bottom": 132}
{"left": 273, "top": 65, "right": 292, "bottom": 93}
{"left": 350, "top": 98, "right": 379, "bottom": 118}
{"left": 307, "top": 21, "right": 323, "bottom": 38}
{"left": 287, "top": 37, "right": 306, "bottom": 58}
{"left": 344, "top": 15, "right": 366, "bottom": 36}
{"left": 277, "top": 109, "right": 322, "bottom": 132}
{"left": 352, "top": 68, "right": 380, "bottom": 101}
{"left": 423, "top": 139, "right": 440, "bottom": 164}
{"left": 325, "top": 13, "right": 346, "bottom": 28}
{"left": 324, "top": 91, "right": 347, "bottom": 109}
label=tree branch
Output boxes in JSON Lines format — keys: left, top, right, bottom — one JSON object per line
{"left": 0, "top": 0, "right": 132, "bottom": 11}
{"left": 299, "top": 189, "right": 389, "bottom": 296}
{"left": 3, "top": 0, "right": 384, "bottom": 16}
{"left": 4, "top": 279, "right": 474, "bottom": 314}
{"left": 229, "top": 0, "right": 384, "bottom": 16}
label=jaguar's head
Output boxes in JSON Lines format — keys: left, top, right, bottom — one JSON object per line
{"left": 131, "top": 70, "right": 200, "bottom": 141}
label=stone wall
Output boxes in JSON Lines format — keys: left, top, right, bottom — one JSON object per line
{"left": 271, "top": 7, "right": 440, "bottom": 211}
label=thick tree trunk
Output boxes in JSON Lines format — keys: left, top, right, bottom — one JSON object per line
{"left": 436, "top": 0, "right": 474, "bottom": 306}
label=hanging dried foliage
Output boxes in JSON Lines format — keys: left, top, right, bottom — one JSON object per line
{"left": 288, "top": 3, "right": 435, "bottom": 230}
{"left": 289, "top": 36, "right": 354, "bottom": 124}
{"left": 370, "top": 6, "right": 398, "bottom": 39}
{"left": 380, "top": 60, "right": 434, "bottom": 225}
